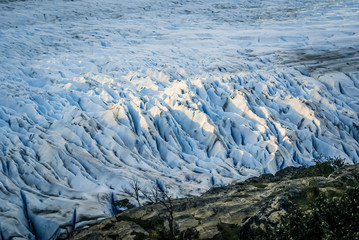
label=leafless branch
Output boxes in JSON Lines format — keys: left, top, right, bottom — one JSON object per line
{"left": 123, "top": 177, "right": 142, "bottom": 207}
{"left": 125, "top": 179, "right": 176, "bottom": 239}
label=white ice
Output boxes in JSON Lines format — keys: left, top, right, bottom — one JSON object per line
{"left": 0, "top": 0, "right": 359, "bottom": 239}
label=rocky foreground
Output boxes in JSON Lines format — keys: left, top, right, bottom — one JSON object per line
{"left": 68, "top": 163, "right": 359, "bottom": 240}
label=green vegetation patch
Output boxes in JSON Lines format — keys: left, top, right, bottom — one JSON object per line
{"left": 213, "top": 223, "right": 239, "bottom": 240}
{"left": 291, "top": 157, "right": 346, "bottom": 179}
{"left": 269, "top": 185, "right": 359, "bottom": 240}
{"left": 292, "top": 178, "right": 321, "bottom": 211}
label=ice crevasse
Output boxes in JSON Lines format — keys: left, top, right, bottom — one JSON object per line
{"left": 0, "top": 0, "right": 359, "bottom": 239}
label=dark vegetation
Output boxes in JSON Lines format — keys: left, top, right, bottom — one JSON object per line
{"left": 114, "top": 198, "right": 135, "bottom": 211}
{"left": 254, "top": 157, "right": 359, "bottom": 240}
{"left": 213, "top": 223, "right": 239, "bottom": 240}
{"left": 265, "top": 185, "right": 359, "bottom": 240}
{"left": 242, "top": 157, "right": 347, "bottom": 185}
{"left": 291, "top": 157, "right": 346, "bottom": 179}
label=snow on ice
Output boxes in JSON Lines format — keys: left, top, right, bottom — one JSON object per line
{"left": 0, "top": 0, "right": 359, "bottom": 238}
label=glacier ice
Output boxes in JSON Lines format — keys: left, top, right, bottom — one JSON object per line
{"left": 0, "top": 0, "right": 359, "bottom": 238}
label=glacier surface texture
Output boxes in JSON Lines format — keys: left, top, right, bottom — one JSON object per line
{"left": 0, "top": 0, "right": 359, "bottom": 238}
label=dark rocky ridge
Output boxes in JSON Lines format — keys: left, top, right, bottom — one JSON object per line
{"left": 68, "top": 164, "right": 359, "bottom": 240}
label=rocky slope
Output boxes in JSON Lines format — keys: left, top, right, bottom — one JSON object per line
{"left": 69, "top": 163, "right": 359, "bottom": 240}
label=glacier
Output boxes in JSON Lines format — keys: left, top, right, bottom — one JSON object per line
{"left": 0, "top": 0, "right": 359, "bottom": 239}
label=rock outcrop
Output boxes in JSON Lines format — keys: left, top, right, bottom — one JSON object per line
{"left": 69, "top": 164, "right": 359, "bottom": 240}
